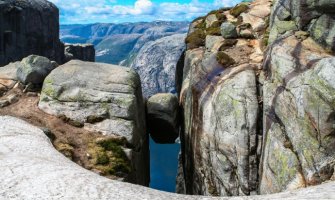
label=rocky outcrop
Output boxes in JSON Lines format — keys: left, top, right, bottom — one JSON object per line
{"left": 178, "top": 0, "right": 335, "bottom": 197}
{"left": 0, "top": 0, "right": 64, "bottom": 66}
{"left": 1, "top": 115, "right": 335, "bottom": 199}
{"left": 269, "top": 0, "right": 335, "bottom": 51}
{"left": 147, "top": 93, "right": 180, "bottom": 144}
{"left": 130, "top": 34, "right": 186, "bottom": 98}
{"left": 17, "top": 55, "right": 57, "bottom": 85}
{"left": 178, "top": 0, "right": 271, "bottom": 196}
{"left": 64, "top": 44, "right": 95, "bottom": 62}
{"left": 259, "top": 0, "right": 335, "bottom": 194}
{"left": 38, "top": 60, "right": 149, "bottom": 186}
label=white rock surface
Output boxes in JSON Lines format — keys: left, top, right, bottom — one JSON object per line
{"left": 0, "top": 116, "right": 335, "bottom": 199}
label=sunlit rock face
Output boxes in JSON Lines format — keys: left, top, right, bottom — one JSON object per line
{"left": 269, "top": 0, "right": 335, "bottom": 51}
{"left": 0, "top": 0, "right": 64, "bottom": 66}
{"left": 38, "top": 60, "right": 149, "bottom": 186}
{"left": 177, "top": 0, "right": 335, "bottom": 197}
{"left": 177, "top": 0, "right": 271, "bottom": 196}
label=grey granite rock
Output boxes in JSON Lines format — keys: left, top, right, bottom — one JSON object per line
{"left": 1, "top": 116, "right": 335, "bottom": 199}
{"left": 17, "top": 55, "right": 57, "bottom": 85}
{"left": 260, "top": 35, "right": 335, "bottom": 194}
{"left": 130, "top": 34, "right": 186, "bottom": 98}
{"left": 38, "top": 60, "right": 149, "bottom": 186}
{"left": 147, "top": 93, "right": 179, "bottom": 144}
{"left": 269, "top": 0, "right": 335, "bottom": 51}
{"left": 221, "top": 22, "right": 238, "bottom": 39}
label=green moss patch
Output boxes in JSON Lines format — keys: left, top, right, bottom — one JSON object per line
{"left": 216, "top": 51, "right": 236, "bottom": 67}
{"left": 185, "top": 29, "right": 206, "bottom": 50}
{"left": 230, "top": 3, "right": 249, "bottom": 17}
{"left": 88, "top": 137, "right": 131, "bottom": 177}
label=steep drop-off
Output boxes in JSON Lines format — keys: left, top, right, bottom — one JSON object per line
{"left": 177, "top": 0, "right": 335, "bottom": 197}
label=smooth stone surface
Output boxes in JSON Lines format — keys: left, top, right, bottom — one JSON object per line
{"left": 147, "top": 93, "right": 180, "bottom": 144}
{"left": 1, "top": 116, "right": 335, "bottom": 199}
{"left": 38, "top": 60, "right": 149, "bottom": 186}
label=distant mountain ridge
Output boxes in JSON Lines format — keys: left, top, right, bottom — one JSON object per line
{"left": 60, "top": 21, "right": 189, "bottom": 65}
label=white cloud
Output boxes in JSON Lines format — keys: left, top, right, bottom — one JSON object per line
{"left": 49, "top": 0, "right": 243, "bottom": 24}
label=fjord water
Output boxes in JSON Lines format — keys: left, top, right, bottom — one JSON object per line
{"left": 149, "top": 137, "right": 180, "bottom": 192}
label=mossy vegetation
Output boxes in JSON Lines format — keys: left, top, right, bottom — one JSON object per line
{"left": 185, "top": 29, "right": 206, "bottom": 50}
{"left": 230, "top": 3, "right": 249, "bottom": 17}
{"left": 216, "top": 51, "right": 236, "bottom": 67}
{"left": 88, "top": 137, "right": 131, "bottom": 177}
{"left": 186, "top": 8, "right": 230, "bottom": 49}
{"left": 55, "top": 142, "right": 74, "bottom": 160}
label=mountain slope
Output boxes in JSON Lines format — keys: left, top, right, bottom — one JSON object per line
{"left": 130, "top": 34, "right": 186, "bottom": 97}
{"left": 60, "top": 21, "right": 189, "bottom": 65}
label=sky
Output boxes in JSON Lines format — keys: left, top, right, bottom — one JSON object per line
{"left": 49, "top": 0, "right": 242, "bottom": 24}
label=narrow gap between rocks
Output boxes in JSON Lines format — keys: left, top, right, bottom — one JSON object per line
{"left": 149, "top": 136, "right": 180, "bottom": 193}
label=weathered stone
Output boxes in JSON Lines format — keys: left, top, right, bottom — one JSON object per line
{"left": 221, "top": 22, "right": 238, "bottom": 39}
{"left": 130, "top": 34, "right": 186, "bottom": 97}
{"left": 64, "top": 43, "right": 95, "bottom": 62}
{"left": 179, "top": 44, "right": 260, "bottom": 196}
{"left": 17, "top": 55, "right": 57, "bottom": 85}
{"left": 230, "top": 3, "right": 249, "bottom": 17}
{"left": 268, "top": 0, "right": 335, "bottom": 51}
{"left": 205, "top": 14, "right": 219, "bottom": 29}
{"left": 147, "top": 93, "right": 179, "bottom": 144}
{"left": 0, "top": 99, "right": 9, "bottom": 107}
{"left": 260, "top": 35, "right": 335, "bottom": 194}
{"left": 38, "top": 60, "right": 149, "bottom": 186}
{"left": 0, "top": 0, "right": 64, "bottom": 66}
{"left": 205, "top": 36, "right": 224, "bottom": 52}
{"left": 1, "top": 116, "right": 335, "bottom": 199}
{"left": 240, "top": 0, "right": 271, "bottom": 32}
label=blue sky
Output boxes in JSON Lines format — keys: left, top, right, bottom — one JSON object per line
{"left": 49, "top": 0, "right": 242, "bottom": 24}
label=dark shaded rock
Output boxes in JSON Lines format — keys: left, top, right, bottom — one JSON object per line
{"left": 220, "top": 22, "right": 238, "bottom": 39}
{"left": 64, "top": 44, "right": 95, "bottom": 62}
{"left": 17, "top": 55, "right": 57, "bottom": 85}
{"left": 147, "top": 93, "right": 179, "bottom": 144}
{"left": 0, "top": 0, "right": 64, "bottom": 66}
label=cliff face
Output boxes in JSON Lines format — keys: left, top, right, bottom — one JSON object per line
{"left": 130, "top": 34, "right": 186, "bottom": 98}
{"left": 0, "top": 0, "right": 64, "bottom": 66}
{"left": 260, "top": 0, "right": 335, "bottom": 194}
{"left": 178, "top": 0, "right": 335, "bottom": 197}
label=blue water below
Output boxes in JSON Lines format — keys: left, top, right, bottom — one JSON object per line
{"left": 149, "top": 137, "right": 180, "bottom": 193}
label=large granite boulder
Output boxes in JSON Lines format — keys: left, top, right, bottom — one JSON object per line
{"left": 0, "top": 0, "right": 64, "bottom": 66}
{"left": 1, "top": 116, "right": 335, "bottom": 199}
{"left": 38, "top": 60, "right": 149, "bottom": 186}
{"left": 269, "top": 0, "right": 335, "bottom": 51}
{"left": 147, "top": 93, "right": 179, "bottom": 144}
{"left": 64, "top": 44, "right": 95, "bottom": 62}
{"left": 130, "top": 34, "right": 186, "bottom": 98}
{"left": 260, "top": 35, "right": 335, "bottom": 194}
{"left": 17, "top": 55, "right": 57, "bottom": 85}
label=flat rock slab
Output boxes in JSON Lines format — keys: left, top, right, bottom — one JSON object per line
{"left": 0, "top": 116, "right": 334, "bottom": 199}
